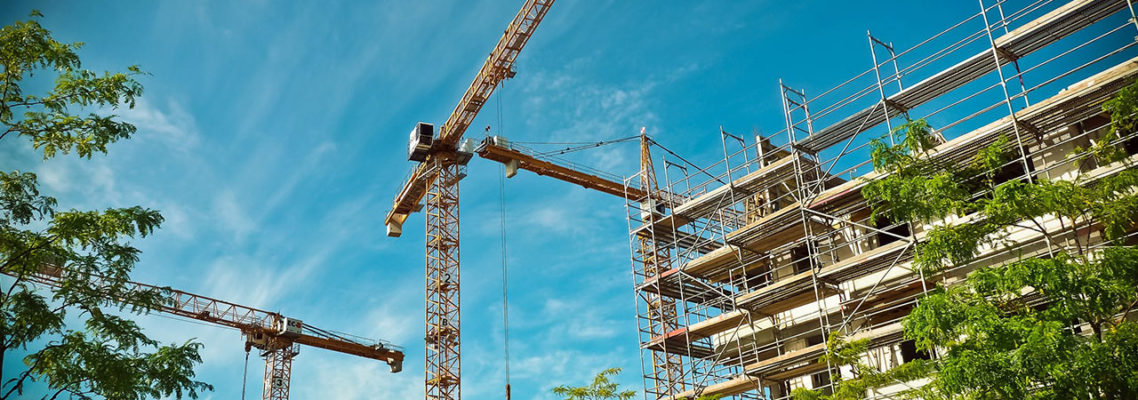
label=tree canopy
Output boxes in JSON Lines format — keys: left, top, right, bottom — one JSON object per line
{"left": 1, "top": 11, "right": 210, "bottom": 400}
{"left": 552, "top": 368, "right": 637, "bottom": 400}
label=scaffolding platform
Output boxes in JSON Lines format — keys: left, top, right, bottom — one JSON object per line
{"left": 646, "top": 227, "right": 723, "bottom": 256}
{"left": 746, "top": 342, "right": 829, "bottom": 381}
{"left": 637, "top": 267, "right": 732, "bottom": 304}
{"left": 681, "top": 245, "right": 758, "bottom": 282}
{"left": 726, "top": 203, "right": 822, "bottom": 252}
{"left": 736, "top": 271, "right": 842, "bottom": 316}
{"left": 806, "top": 172, "right": 878, "bottom": 214}
{"left": 795, "top": 0, "right": 1126, "bottom": 153}
{"left": 841, "top": 282, "right": 928, "bottom": 333}
{"left": 937, "top": 55, "right": 1138, "bottom": 163}
{"left": 665, "top": 313, "right": 909, "bottom": 400}
{"left": 644, "top": 327, "right": 718, "bottom": 359}
{"left": 633, "top": 213, "right": 694, "bottom": 240}
{"left": 665, "top": 374, "right": 761, "bottom": 400}
{"left": 673, "top": 155, "right": 806, "bottom": 219}
{"left": 806, "top": 55, "right": 1138, "bottom": 216}
{"left": 747, "top": 321, "right": 905, "bottom": 381}
{"left": 646, "top": 309, "right": 751, "bottom": 363}
{"left": 818, "top": 240, "right": 913, "bottom": 282}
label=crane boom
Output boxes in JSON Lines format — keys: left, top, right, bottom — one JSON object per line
{"left": 384, "top": 0, "right": 554, "bottom": 237}
{"left": 23, "top": 265, "right": 404, "bottom": 371}
{"left": 475, "top": 136, "right": 651, "bottom": 200}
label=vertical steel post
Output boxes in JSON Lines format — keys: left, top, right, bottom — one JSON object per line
{"left": 978, "top": 0, "right": 1035, "bottom": 185}
{"left": 868, "top": 31, "right": 896, "bottom": 145}
{"left": 1128, "top": 0, "right": 1138, "bottom": 37}
{"left": 632, "top": 133, "right": 686, "bottom": 399}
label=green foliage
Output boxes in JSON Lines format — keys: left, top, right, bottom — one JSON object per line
{"left": 1, "top": 10, "right": 144, "bottom": 159}
{"left": 801, "top": 83, "right": 1138, "bottom": 400}
{"left": 863, "top": 119, "right": 970, "bottom": 225}
{"left": 552, "top": 368, "right": 636, "bottom": 400}
{"left": 549, "top": 368, "right": 723, "bottom": 400}
{"left": 1092, "top": 79, "right": 1138, "bottom": 164}
{"left": 903, "top": 249, "right": 1138, "bottom": 399}
{"left": 790, "top": 333, "right": 935, "bottom": 400}
{"left": 1, "top": 11, "right": 209, "bottom": 400}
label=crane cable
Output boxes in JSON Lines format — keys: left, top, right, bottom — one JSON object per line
{"left": 240, "top": 348, "right": 250, "bottom": 400}
{"left": 534, "top": 135, "right": 639, "bottom": 157}
{"left": 497, "top": 80, "right": 512, "bottom": 400}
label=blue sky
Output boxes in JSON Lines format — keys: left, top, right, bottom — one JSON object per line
{"left": 2, "top": 1, "right": 1134, "bottom": 399}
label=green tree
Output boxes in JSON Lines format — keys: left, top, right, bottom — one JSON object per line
{"left": 794, "top": 82, "right": 1138, "bottom": 399}
{"left": 552, "top": 368, "right": 637, "bottom": 400}
{"left": 551, "top": 368, "right": 721, "bottom": 400}
{"left": 1, "top": 11, "right": 210, "bottom": 399}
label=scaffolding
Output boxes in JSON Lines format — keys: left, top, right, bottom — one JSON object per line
{"left": 623, "top": 0, "right": 1138, "bottom": 398}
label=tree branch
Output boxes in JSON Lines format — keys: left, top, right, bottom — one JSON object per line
{"left": 0, "top": 344, "right": 56, "bottom": 400}
{"left": 0, "top": 126, "right": 17, "bottom": 142}
{"left": 1116, "top": 298, "right": 1138, "bottom": 327}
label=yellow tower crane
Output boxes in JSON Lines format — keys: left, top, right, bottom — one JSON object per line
{"left": 382, "top": 1, "right": 553, "bottom": 399}
{"left": 17, "top": 265, "right": 404, "bottom": 400}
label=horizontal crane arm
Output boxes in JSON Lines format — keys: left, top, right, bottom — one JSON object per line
{"left": 475, "top": 137, "right": 650, "bottom": 200}
{"left": 17, "top": 265, "right": 405, "bottom": 370}
{"left": 294, "top": 334, "right": 404, "bottom": 372}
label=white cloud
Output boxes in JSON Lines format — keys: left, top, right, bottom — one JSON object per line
{"left": 35, "top": 157, "right": 120, "bottom": 207}
{"left": 212, "top": 190, "right": 256, "bottom": 242}
{"left": 202, "top": 249, "right": 324, "bottom": 311}
{"left": 120, "top": 97, "right": 201, "bottom": 153}
{"left": 294, "top": 356, "right": 423, "bottom": 400}
{"left": 257, "top": 141, "right": 338, "bottom": 221}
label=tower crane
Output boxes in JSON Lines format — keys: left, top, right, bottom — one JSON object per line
{"left": 15, "top": 265, "right": 404, "bottom": 400}
{"left": 381, "top": 1, "right": 553, "bottom": 399}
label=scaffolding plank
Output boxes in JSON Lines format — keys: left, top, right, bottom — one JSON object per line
{"left": 996, "top": 0, "right": 1127, "bottom": 56}
{"left": 632, "top": 213, "right": 694, "bottom": 238}
{"left": 736, "top": 270, "right": 840, "bottom": 316}
{"left": 644, "top": 330, "right": 717, "bottom": 359}
{"left": 673, "top": 155, "right": 803, "bottom": 219}
{"left": 637, "top": 267, "right": 732, "bottom": 304}
{"left": 682, "top": 245, "right": 744, "bottom": 280}
{"left": 663, "top": 323, "right": 907, "bottom": 400}
{"left": 796, "top": 0, "right": 1126, "bottom": 153}
{"left": 683, "top": 245, "right": 767, "bottom": 283}
{"left": 806, "top": 55, "right": 1138, "bottom": 214}
{"left": 818, "top": 240, "right": 912, "bottom": 282}
{"left": 936, "top": 55, "right": 1138, "bottom": 162}
{"left": 680, "top": 203, "right": 822, "bottom": 283}
{"left": 726, "top": 202, "right": 809, "bottom": 252}
{"left": 746, "top": 342, "right": 827, "bottom": 376}
{"left": 665, "top": 374, "right": 760, "bottom": 400}
{"left": 645, "top": 310, "right": 749, "bottom": 364}
{"left": 806, "top": 170, "right": 878, "bottom": 213}
{"left": 690, "top": 309, "right": 749, "bottom": 338}
{"left": 744, "top": 321, "right": 905, "bottom": 381}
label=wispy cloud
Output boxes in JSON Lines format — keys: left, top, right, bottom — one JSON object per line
{"left": 119, "top": 97, "right": 201, "bottom": 153}
{"left": 211, "top": 190, "right": 256, "bottom": 242}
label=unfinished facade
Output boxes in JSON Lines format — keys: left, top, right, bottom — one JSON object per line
{"left": 624, "top": 1, "right": 1138, "bottom": 399}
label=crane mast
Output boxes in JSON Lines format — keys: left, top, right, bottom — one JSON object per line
{"left": 19, "top": 265, "right": 404, "bottom": 400}
{"left": 383, "top": 2, "right": 553, "bottom": 399}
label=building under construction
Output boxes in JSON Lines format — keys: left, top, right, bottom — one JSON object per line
{"left": 622, "top": 1, "right": 1138, "bottom": 398}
